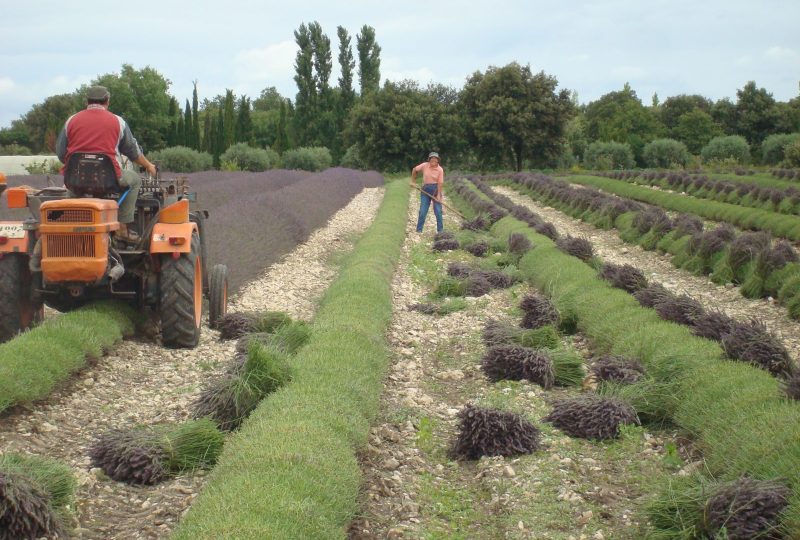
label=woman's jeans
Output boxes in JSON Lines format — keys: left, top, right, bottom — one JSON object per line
{"left": 416, "top": 183, "right": 443, "bottom": 232}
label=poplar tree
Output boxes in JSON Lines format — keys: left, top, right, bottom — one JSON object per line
{"left": 293, "top": 23, "right": 316, "bottom": 145}
{"left": 356, "top": 25, "right": 381, "bottom": 96}
{"left": 309, "top": 21, "right": 335, "bottom": 149}
{"left": 337, "top": 26, "right": 356, "bottom": 111}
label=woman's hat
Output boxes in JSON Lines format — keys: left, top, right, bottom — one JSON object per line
{"left": 428, "top": 151, "right": 440, "bottom": 160}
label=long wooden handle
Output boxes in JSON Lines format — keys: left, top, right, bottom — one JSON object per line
{"left": 410, "top": 183, "right": 465, "bottom": 220}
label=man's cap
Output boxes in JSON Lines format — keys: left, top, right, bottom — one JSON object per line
{"left": 87, "top": 86, "right": 110, "bottom": 101}
{"left": 428, "top": 151, "right": 440, "bottom": 160}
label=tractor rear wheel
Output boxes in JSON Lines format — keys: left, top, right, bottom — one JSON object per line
{"left": 208, "top": 264, "right": 229, "bottom": 329}
{"left": 0, "top": 254, "right": 42, "bottom": 343}
{"left": 160, "top": 235, "right": 202, "bottom": 348}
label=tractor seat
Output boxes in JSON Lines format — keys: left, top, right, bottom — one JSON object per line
{"left": 63, "top": 153, "right": 122, "bottom": 198}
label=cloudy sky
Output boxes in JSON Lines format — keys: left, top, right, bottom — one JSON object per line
{"left": 1, "top": 0, "right": 798, "bottom": 128}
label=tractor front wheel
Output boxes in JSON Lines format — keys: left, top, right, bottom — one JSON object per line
{"left": 160, "top": 235, "right": 202, "bottom": 348}
{"left": 0, "top": 254, "right": 42, "bottom": 343}
{"left": 208, "top": 264, "right": 229, "bottom": 329}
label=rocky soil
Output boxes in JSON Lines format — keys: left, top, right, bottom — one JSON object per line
{"left": 351, "top": 194, "right": 679, "bottom": 539}
{"left": 494, "top": 186, "right": 800, "bottom": 364}
{"left": 0, "top": 186, "right": 384, "bottom": 539}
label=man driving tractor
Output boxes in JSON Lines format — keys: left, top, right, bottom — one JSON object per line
{"left": 55, "top": 85, "right": 157, "bottom": 242}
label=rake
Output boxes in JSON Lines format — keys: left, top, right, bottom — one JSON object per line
{"left": 410, "top": 183, "right": 465, "bottom": 220}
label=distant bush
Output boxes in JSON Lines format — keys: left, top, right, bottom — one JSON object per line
{"left": 281, "top": 146, "right": 332, "bottom": 171}
{"left": 220, "top": 143, "right": 278, "bottom": 172}
{"left": 339, "top": 145, "right": 366, "bottom": 170}
{"left": 23, "top": 158, "right": 61, "bottom": 174}
{"left": 763, "top": 133, "right": 800, "bottom": 165}
{"left": 0, "top": 144, "right": 32, "bottom": 156}
{"left": 150, "top": 146, "right": 212, "bottom": 172}
{"left": 584, "top": 141, "right": 635, "bottom": 170}
{"left": 701, "top": 135, "right": 750, "bottom": 165}
{"left": 784, "top": 140, "right": 800, "bottom": 168}
{"left": 642, "top": 138, "right": 690, "bottom": 168}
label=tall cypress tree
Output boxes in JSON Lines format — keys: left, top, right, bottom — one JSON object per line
{"left": 191, "top": 81, "right": 200, "bottom": 149}
{"left": 274, "top": 101, "right": 289, "bottom": 154}
{"left": 176, "top": 114, "right": 185, "bottom": 147}
{"left": 235, "top": 96, "right": 253, "bottom": 144}
{"left": 183, "top": 100, "right": 193, "bottom": 148}
{"left": 357, "top": 25, "right": 381, "bottom": 96}
{"left": 202, "top": 109, "right": 212, "bottom": 153}
{"left": 166, "top": 96, "right": 178, "bottom": 147}
{"left": 222, "top": 90, "right": 236, "bottom": 150}
{"left": 213, "top": 107, "right": 224, "bottom": 168}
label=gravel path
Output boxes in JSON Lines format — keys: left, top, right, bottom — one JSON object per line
{"left": 493, "top": 185, "right": 800, "bottom": 363}
{"left": 0, "top": 186, "right": 384, "bottom": 539}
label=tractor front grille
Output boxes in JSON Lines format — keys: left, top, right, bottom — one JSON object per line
{"left": 46, "top": 209, "right": 93, "bottom": 223}
{"left": 46, "top": 234, "right": 96, "bottom": 258}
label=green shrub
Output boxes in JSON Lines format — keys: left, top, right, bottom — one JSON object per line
{"left": 784, "top": 139, "right": 800, "bottom": 168}
{"left": 150, "top": 146, "right": 213, "bottom": 172}
{"left": 339, "top": 145, "right": 366, "bottom": 170}
{"left": 583, "top": 141, "right": 635, "bottom": 170}
{"left": 700, "top": 135, "right": 751, "bottom": 165}
{"left": 0, "top": 143, "right": 32, "bottom": 155}
{"left": 642, "top": 138, "right": 690, "bottom": 168}
{"left": 281, "top": 146, "right": 332, "bottom": 171}
{"left": 220, "top": 143, "right": 278, "bottom": 172}
{"left": 762, "top": 133, "right": 800, "bottom": 165}
{"left": 22, "top": 158, "right": 61, "bottom": 174}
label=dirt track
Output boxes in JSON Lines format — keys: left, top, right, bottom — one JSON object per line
{"left": 0, "top": 186, "right": 384, "bottom": 539}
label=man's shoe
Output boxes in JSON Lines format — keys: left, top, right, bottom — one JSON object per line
{"left": 116, "top": 225, "right": 140, "bottom": 244}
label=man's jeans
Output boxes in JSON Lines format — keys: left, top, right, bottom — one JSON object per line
{"left": 117, "top": 170, "right": 141, "bottom": 224}
{"left": 416, "top": 183, "right": 443, "bottom": 233}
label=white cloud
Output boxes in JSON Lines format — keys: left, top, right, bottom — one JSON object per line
{"left": 611, "top": 66, "right": 647, "bottom": 79}
{"left": 765, "top": 46, "right": 797, "bottom": 59}
{"left": 0, "top": 78, "right": 14, "bottom": 95}
{"left": 234, "top": 40, "right": 296, "bottom": 84}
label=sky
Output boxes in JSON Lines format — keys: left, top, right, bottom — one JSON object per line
{"left": 1, "top": 0, "right": 799, "bottom": 128}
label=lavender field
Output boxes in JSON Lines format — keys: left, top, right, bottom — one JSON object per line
{"left": 0, "top": 168, "right": 384, "bottom": 291}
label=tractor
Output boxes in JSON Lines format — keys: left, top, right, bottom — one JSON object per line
{"left": 0, "top": 153, "right": 229, "bottom": 348}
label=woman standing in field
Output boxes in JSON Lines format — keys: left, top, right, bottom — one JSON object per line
{"left": 410, "top": 151, "right": 444, "bottom": 233}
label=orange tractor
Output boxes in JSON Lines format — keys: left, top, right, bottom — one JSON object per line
{"left": 0, "top": 155, "right": 228, "bottom": 348}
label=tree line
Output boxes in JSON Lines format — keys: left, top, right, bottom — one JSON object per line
{"left": 1, "top": 21, "right": 799, "bottom": 171}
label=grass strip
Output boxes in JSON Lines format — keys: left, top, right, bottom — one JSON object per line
{"left": 568, "top": 174, "right": 800, "bottom": 240}
{"left": 0, "top": 301, "right": 137, "bottom": 412}
{"left": 171, "top": 179, "right": 408, "bottom": 539}
{"left": 485, "top": 214, "right": 800, "bottom": 532}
